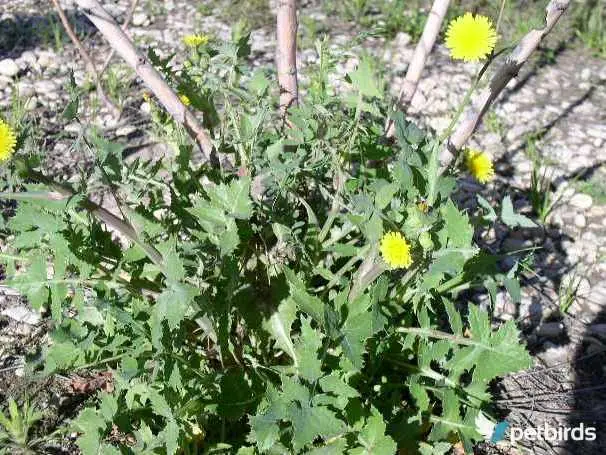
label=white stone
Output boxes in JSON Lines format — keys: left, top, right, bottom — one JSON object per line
{"left": 19, "top": 51, "right": 37, "bottom": 66}
{"left": 36, "top": 51, "right": 56, "bottom": 69}
{"left": 0, "top": 58, "right": 19, "bottom": 77}
{"left": 116, "top": 125, "right": 137, "bottom": 137}
{"left": 569, "top": 193, "right": 593, "bottom": 209}
{"left": 1, "top": 305, "right": 41, "bottom": 325}
{"left": 34, "top": 80, "right": 57, "bottom": 94}
{"left": 132, "top": 12, "right": 150, "bottom": 26}
{"left": 574, "top": 213, "right": 586, "bottom": 228}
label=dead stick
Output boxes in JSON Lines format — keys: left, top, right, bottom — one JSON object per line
{"left": 50, "top": 0, "right": 120, "bottom": 117}
{"left": 276, "top": 0, "right": 299, "bottom": 118}
{"left": 440, "top": 0, "right": 570, "bottom": 167}
{"left": 98, "top": 0, "right": 139, "bottom": 75}
{"left": 74, "top": 0, "right": 214, "bottom": 160}
{"left": 386, "top": 0, "right": 451, "bottom": 137}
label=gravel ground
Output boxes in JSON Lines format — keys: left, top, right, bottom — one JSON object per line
{"left": 1, "top": 0, "right": 605, "bottom": 453}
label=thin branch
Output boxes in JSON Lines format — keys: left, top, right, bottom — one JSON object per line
{"left": 22, "top": 167, "right": 166, "bottom": 272}
{"left": 98, "top": 0, "right": 139, "bottom": 75}
{"left": 440, "top": 0, "right": 570, "bottom": 168}
{"left": 386, "top": 0, "right": 451, "bottom": 136}
{"left": 50, "top": 0, "right": 120, "bottom": 117}
{"left": 74, "top": 0, "right": 214, "bottom": 161}
{"left": 276, "top": 0, "right": 299, "bottom": 117}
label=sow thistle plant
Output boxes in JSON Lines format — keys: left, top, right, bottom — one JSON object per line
{"left": 0, "top": 5, "right": 558, "bottom": 455}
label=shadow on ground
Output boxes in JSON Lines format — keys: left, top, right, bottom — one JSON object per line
{"left": 0, "top": 9, "right": 96, "bottom": 59}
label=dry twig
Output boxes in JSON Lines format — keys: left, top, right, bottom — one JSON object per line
{"left": 98, "top": 0, "right": 140, "bottom": 75}
{"left": 441, "top": 0, "right": 571, "bottom": 167}
{"left": 276, "top": 0, "right": 299, "bottom": 117}
{"left": 74, "top": 0, "right": 214, "bottom": 160}
{"left": 386, "top": 0, "right": 451, "bottom": 136}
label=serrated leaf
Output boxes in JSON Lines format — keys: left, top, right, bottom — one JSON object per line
{"left": 440, "top": 200, "right": 473, "bottom": 248}
{"left": 501, "top": 196, "right": 537, "bottom": 228}
{"left": 349, "top": 410, "right": 397, "bottom": 455}
{"left": 349, "top": 57, "right": 382, "bottom": 98}
{"left": 446, "top": 306, "right": 533, "bottom": 385}
{"left": 264, "top": 297, "right": 298, "bottom": 363}
{"left": 72, "top": 408, "right": 107, "bottom": 455}
{"left": 294, "top": 316, "right": 324, "bottom": 382}
{"left": 283, "top": 268, "right": 324, "bottom": 324}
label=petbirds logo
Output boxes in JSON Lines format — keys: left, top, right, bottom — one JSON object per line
{"left": 475, "top": 412, "right": 597, "bottom": 444}
{"left": 491, "top": 421, "right": 510, "bottom": 443}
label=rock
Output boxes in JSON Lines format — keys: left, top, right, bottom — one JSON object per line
{"left": 132, "top": 12, "right": 150, "bottom": 26}
{"left": 34, "top": 79, "right": 58, "bottom": 95}
{"left": 64, "top": 122, "right": 82, "bottom": 134}
{"left": 574, "top": 213, "right": 586, "bottom": 228}
{"left": 24, "top": 96, "right": 38, "bottom": 110}
{"left": 569, "top": 193, "right": 593, "bottom": 209}
{"left": 37, "top": 51, "right": 57, "bottom": 69}
{"left": 588, "top": 324, "right": 606, "bottom": 338}
{"left": 116, "top": 125, "right": 137, "bottom": 137}
{"left": 536, "top": 322, "right": 565, "bottom": 338}
{"left": 15, "top": 81, "right": 34, "bottom": 97}
{"left": 0, "top": 75, "right": 11, "bottom": 90}
{"left": 0, "top": 58, "right": 20, "bottom": 77}
{"left": 1, "top": 305, "right": 41, "bottom": 325}
{"left": 538, "top": 342, "right": 572, "bottom": 366}
{"left": 19, "top": 51, "right": 37, "bottom": 67}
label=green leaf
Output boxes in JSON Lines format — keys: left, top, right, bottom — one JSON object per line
{"left": 294, "top": 316, "right": 324, "bottom": 382}
{"left": 501, "top": 196, "right": 537, "bottom": 228}
{"left": 157, "top": 238, "right": 185, "bottom": 282}
{"left": 151, "top": 283, "right": 200, "bottom": 347}
{"left": 477, "top": 195, "right": 497, "bottom": 223}
{"left": 163, "top": 418, "right": 180, "bottom": 455}
{"left": 283, "top": 268, "right": 325, "bottom": 324}
{"left": 264, "top": 297, "right": 298, "bottom": 363}
{"left": 205, "top": 177, "right": 253, "bottom": 220}
{"left": 446, "top": 306, "right": 533, "bottom": 385}
{"left": 374, "top": 182, "right": 398, "bottom": 210}
{"left": 72, "top": 408, "right": 107, "bottom": 455}
{"left": 349, "top": 57, "right": 382, "bottom": 98}
{"left": 339, "top": 294, "right": 374, "bottom": 370}
{"left": 440, "top": 200, "right": 474, "bottom": 248}
{"left": 349, "top": 410, "right": 397, "bottom": 455}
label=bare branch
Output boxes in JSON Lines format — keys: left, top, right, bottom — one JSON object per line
{"left": 99, "top": 0, "right": 140, "bottom": 75}
{"left": 50, "top": 0, "right": 120, "bottom": 117}
{"left": 23, "top": 168, "right": 166, "bottom": 272}
{"left": 276, "top": 0, "right": 299, "bottom": 117}
{"left": 74, "top": 0, "right": 214, "bottom": 160}
{"left": 386, "top": 0, "right": 451, "bottom": 136}
{"left": 440, "top": 0, "right": 570, "bottom": 167}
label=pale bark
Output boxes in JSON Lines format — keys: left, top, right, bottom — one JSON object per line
{"left": 74, "top": 0, "right": 214, "bottom": 160}
{"left": 441, "top": 0, "right": 570, "bottom": 167}
{"left": 99, "top": 0, "right": 140, "bottom": 75}
{"left": 276, "top": 0, "right": 299, "bottom": 117}
{"left": 386, "top": 0, "right": 451, "bottom": 136}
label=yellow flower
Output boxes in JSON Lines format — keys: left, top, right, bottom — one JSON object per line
{"left": 445, "top": 13, "right": 497, "bottom": 62}
{"left": 380, "top": 232, "right": 413, "bottom": 269}
{"left": 179, "top": 94, "right": 191, "bottom": 106}
{"left": 0, "top": 118, "right": 17, "bottom": 162}
{"left": 183, "top": 34, "right": 209, "bottom": 48}
{"left": 465, "top": 149, "right": 495, "bottom": 183}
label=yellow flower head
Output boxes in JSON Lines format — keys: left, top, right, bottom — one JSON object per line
{"left": 183, "top": 34, "right": 209, "bottom": 48}
{"left": 380, "top": 232, "right": 413, "bottom": 269}
{"left": 179, "top": 94, "right": 191, "bottom": 106}
{"left": 465, "top": 149, "right": 495, "bottom": 183}
{"left": 0, "top": 118, "right": 17, "bottom": 163}
{"left": 445, "top": 13, "right": 497, "bottom": 62}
